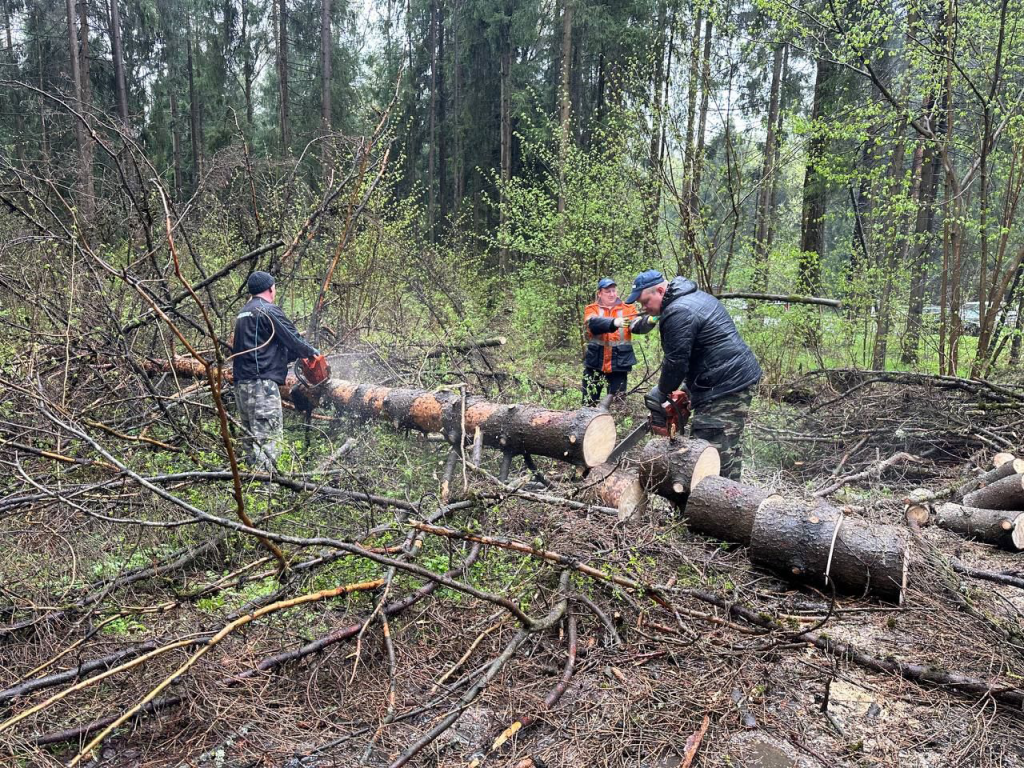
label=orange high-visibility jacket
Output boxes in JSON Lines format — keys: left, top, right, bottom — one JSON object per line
{"left": 583, "top": 301, "right": 641, "bottom": 374}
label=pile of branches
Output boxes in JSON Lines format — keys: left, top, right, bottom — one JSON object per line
{"left": 760, "top": 368, "right": 1024, "bottom": 491}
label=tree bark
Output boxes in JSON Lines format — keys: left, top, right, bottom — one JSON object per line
{"left": 684, "top": 475, "right": 769, "bottom": 546}
{"left": 186, "top": 18, "right": 202, "bottom": 190}
{"left": 557, "top": 0, "right": 573, "bottom": 216}
{"left": 498, "top": 14, "right": 512, "bottom": 273}
{"left": 169, "top": 87, "right": 183, "bottom": 200}
{"left": 240, "top": 0, "right": 254, "bottom": 125}
{"left": 320, "top": 0, "right": 332, "bottom": 176}
{"left": 764, "top": 45, "right": 789, "bottom": 259}
{"left": 65, "top": 0, "right": 95, "bottom": 219}
{"left": 933, "top": 503, "right": 1024, "bottom": 551}
{"left": 2, "top": 1, "right": 23, "bottom": 161}
{"left": 277, "top": 0, "right": 291, "bottom": 150}
{"left": 679, "top": 8, "right": 703, "bottom": 269}
{"left": 428, "top": 0, "right": 438, "bottom": 234}
{"left": 798, "top": 57, "right": 832, "bottom": 295}
{"left": 643, "top": 0, "right": 666, "bottom": 255}
{"left": 962, "top": 474, "right": 1024, "bottom": 511}
{"left": 752, "top": 43, "right": 785, "bottom": 289}
{"left": 436, "top": 0, "right": 448, "bottom": 229}
{"left": 636, "top": 438, "right": 720, "bottom": 507}
{"left": 108, "top": 0, "right": 129, "bottom": 124}
{"left": 749, "top": 497, "right": 909, "bottom": 603}
{"left": 689, "top": 16, "right": 712, "bottom": 226}
{"left": 901, "top": 126, "right": 941, "bottom": 363}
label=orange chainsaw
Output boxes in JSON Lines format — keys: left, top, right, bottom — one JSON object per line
{"left": 606, "top": 389, "right": 690, "bottom": 462}
{"left": 295, "top": 353, "right": 332, "bottom": 389}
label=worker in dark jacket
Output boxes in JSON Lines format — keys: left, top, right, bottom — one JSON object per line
{"left": 625, "top": 270, "right": 761, "bottom": 480}
{"left": 582, "top": 277, "right": 656, "bottom": 406}
{"left": 231, "top": 271, "right": 320, "bottom": 471}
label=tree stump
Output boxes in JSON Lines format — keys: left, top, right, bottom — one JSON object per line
{"left": 684, "top": 476, "right": 769, "bottom": 545}
{"left": 749, "top": 497, "right": 909, "bottom": 603}
{"left": 933, "top": 503, "right": 1024, "bottom": 551}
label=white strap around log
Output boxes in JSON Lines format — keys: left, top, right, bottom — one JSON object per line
{"left": 823, "top": 511, "right": 844, "bottom": 588}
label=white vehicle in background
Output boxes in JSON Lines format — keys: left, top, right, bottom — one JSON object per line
{"left": 921, "top": 302, "right": 1018, "bottom": 335}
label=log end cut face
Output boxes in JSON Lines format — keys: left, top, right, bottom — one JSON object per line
{"left": 582, "top": 412, "right": 617, "bottom": 467}
{"left": 689, "top": 447, "right": 721, "bottom": 491}
{"left": 1012, "top": 514, "right": 1024, "bottom": 551}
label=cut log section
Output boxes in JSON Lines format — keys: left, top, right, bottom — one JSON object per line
{"left": 749, "top": 497, "right": 909, "bottom": 603}
{"left": 955, "top": 459, "right": 1024, "bottom": 502}
{"left": 684, "top": 476, "right": 769, "bottom": 546}
{"left": 318, "top": 380, "right": 616, "bottom": 467}
{"left": 587, "top": 464, "right": 646, "bottom": 522}
{"left": 961, "top": 473, "right": 1024, "bottom": 511}
{"left": 904, "top": 503, "right": 930, "bottom": 527}
{"left": 993, "top": 452, "right": 1016, "bottom": 468}
{"left": 635, "top": 438, "right": 720, "bottom": 507}
{"left": 933, "top": 503, "right": 1024, "bottom": 551}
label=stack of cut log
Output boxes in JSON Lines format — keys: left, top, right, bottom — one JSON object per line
{"left": 907, "top": 453, "right": 1024, "bottom": 552}
{"left": 605, "top": 437, "right": 909, "bottom": 604}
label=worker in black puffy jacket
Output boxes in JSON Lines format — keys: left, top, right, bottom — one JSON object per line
{"left": 624, "top": 270, "right": 761, "bottom": 480}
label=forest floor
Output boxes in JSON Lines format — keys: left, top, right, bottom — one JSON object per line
{"left": 2, "top": 344, "right": 1023, "bottom": 768}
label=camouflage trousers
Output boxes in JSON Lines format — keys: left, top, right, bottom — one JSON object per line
{"left": 235, "top": 379, "right": 283, "bottom": 472}
{"left": 690, "top": 389, "right": 753, "bottom": 482}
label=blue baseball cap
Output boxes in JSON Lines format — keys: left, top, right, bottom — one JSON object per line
{"left": 625, "top": 270, "right": 666, "bottom": 303}
{"left": 597, "top": 277, "right": 616, "bottom": 290}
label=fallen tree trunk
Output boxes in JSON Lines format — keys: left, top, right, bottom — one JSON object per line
{"left": 749, "top": 497, "right": 909, "bottom": 603}
{"left": 424, "top": 336, "right": 506, "bottom": 359}
{"left": 586, "top": 464, "right": 646, "bottom": 522}
{"left": 933, "top": 503, "right": 1024, "bottom": 551}
{"left": 962, "top": 473, "right": 1024, "bottom": 510}
{"left": 636, "top": 438, "right": 720, "bottom": 507}
{"left": 713, "top": 292, "right": 842, "bottom": 308}
{"left": 684, "top": 476, "right": 769, "bottom": 545}
{"left": 317, "top": 380, "right": 616, "bottom": 467}
{"left": 142, "top": 359, "right": 616, "bottom": 467}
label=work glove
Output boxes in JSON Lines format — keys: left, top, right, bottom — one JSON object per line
{"left": 310, "top": 348, "right": 322, "bottom": 358}
{"left": 644, "top": 386, "right": 668, "bottom": 428}
{"left": 612, "top": 317, "right": 624, "bottom": 328}
{"left": 630, "top": 315, "right": 656, "bottom": 333}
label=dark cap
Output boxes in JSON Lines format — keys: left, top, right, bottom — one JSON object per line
{"left": 597, "top": 277, "right": 616, "bottom": 290}
{"left": 625, "top": 270, "right": 666, "bottom": 303}
{"left": 247, "top": 271, "right": 275, "bottom": 295}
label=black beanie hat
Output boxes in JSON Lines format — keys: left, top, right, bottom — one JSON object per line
{"left": 247, "top": 271, "right": 275, "bottom": 295}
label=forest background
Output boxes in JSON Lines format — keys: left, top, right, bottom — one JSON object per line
{"left": 3, "top": 0, "right": 1024, "bottom": 388}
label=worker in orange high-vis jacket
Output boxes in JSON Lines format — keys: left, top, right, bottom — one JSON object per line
{"left": 582, "top": 277, "right": 656, "bottom": 406}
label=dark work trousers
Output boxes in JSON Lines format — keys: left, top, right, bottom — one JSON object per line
{"left": 582, "top": 368, "right": 628, "bottom": 407}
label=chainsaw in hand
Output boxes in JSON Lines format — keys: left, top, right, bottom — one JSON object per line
{"left": 606, "top": 389, "right": 690, "bottom": 463}
{"left": 294, "top": 353, "right": 332, "bottom": 389}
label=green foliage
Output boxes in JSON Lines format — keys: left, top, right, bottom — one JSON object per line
{"left": 100, "top": 615, "right": 148, "bottom": 636}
